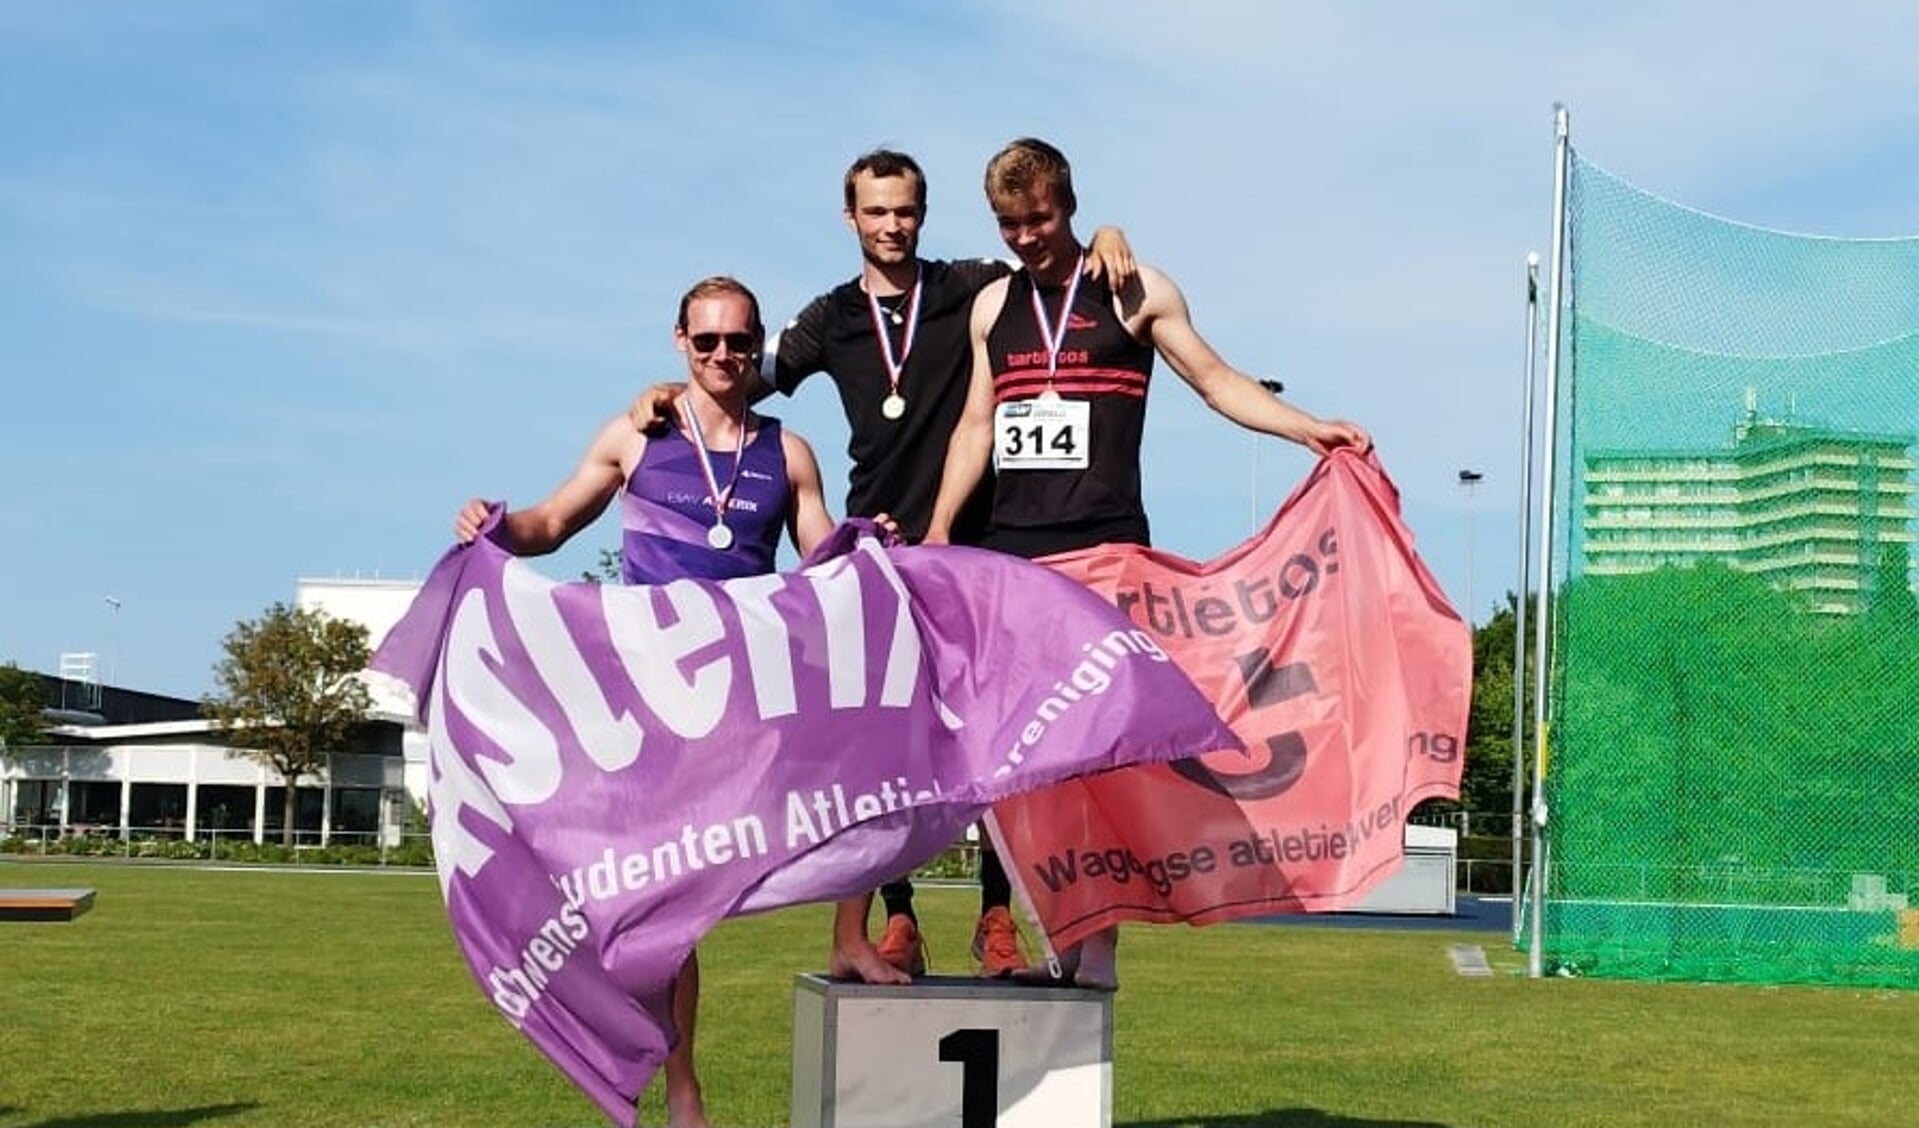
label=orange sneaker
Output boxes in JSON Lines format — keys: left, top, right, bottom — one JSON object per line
{"left": 971, "top": 906, "right": 1029, "bottom": 977}
{"left": 875, "top": 913, "right": 927, "bottom": 977}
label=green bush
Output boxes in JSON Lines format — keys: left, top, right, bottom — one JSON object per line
{"left": 1460, "top": 833, "right": 1530, "bottom": 863}
{"left": 385, "top": 837, "right": 435, "bottom": 868}
{"left": 214, "top": 841, "right": 295, "bottom": 864}
{"left": 132, "top": 838, "right": 208, "bottom": 861}
{"left": 47, "top": 835, "right": 122, "bottom": 858}
{"left": 0, "top": 828, "right": 439, "bottom": 868}
{"left": 1459, "top": 834, "right": 1526, "bottom": 895}
{"left": 912, "top": 844, "right": 979, "bottom": 880}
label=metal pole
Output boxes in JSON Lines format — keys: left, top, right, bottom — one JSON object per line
{"left": 103, "top": 596, "right": 122, "bottom": 687}
{"left": 1250, "top": 434, "right": 1259, "bottom": 529}
{"left": 1457, "top": 470, "right": 1484, "bottom": 623}
{"left": 1249, "top": 379, "right": 1287, "bottom": 530}
{"left": 1511, "top": 252, "right": 1540, "bottom": 945}
{"left": 1465, "top": 497, "right": 1474, "bottom": 625}
{"left": 1251, "top": 374, "right": 1281, "bottom": 525}
{"left": 1529, "top": 104, "right": 1571, "bottom": 978}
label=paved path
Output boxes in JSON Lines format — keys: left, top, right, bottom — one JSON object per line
{"left": 1250, "top": 894, "right": 1513, "bottom": 934}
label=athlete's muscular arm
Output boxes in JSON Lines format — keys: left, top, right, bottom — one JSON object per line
{"left": 925, "top": 279, "right": 1011, "bottom": 544}
{"left": 455, "top": 416, "right": 642, "bottom": 553}
{"left": 1129, "top": 267, "right": 1371, "bottom": 457}
{"left": 761, "top": 293, "right": 831, "bottom": 399}
{"left": 781, "top": 429, "right": 838, "bottom": 557}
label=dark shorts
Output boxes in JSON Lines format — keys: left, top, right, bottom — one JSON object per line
{"left": 980, "top": 515, "right": 1151, "bottom": 561}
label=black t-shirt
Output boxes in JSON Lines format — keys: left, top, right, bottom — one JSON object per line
{"left": 768, "top": 257, "right": 1007, "bottom": 543}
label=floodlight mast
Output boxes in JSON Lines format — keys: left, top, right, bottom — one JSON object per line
{"left": 1528, "top": 103, "right": 1571, "bottom": 979}
{"left": 1510, "top": 251, "right": 1541, "bottom": 948}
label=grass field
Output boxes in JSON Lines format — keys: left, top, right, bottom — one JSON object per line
{"left": 3, "top": 861, "right": 1918, "bottom": 1128}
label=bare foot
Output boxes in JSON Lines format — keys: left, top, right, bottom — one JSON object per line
{"left": 829, "top": 936, "right": 912, "bottom": 985}
{"left": 665, "top": 1083, "right": 710, "bottom": 1128}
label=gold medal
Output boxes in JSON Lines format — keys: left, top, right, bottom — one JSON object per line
{"left": 868, "top": 276, "right": 921, "bottom": 431}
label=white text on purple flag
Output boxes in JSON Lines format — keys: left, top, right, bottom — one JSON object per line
{"left": 429, "top": 540, "right": 926, "bottom": 891}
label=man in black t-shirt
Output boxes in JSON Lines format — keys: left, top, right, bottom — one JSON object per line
{"left": 633, "top": 149, "right": 1134, "bottom": 985}
{"left": 760, "top": 244, "right": 1004, "bottom": 546}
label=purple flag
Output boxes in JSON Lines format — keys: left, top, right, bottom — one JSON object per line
{"left": 371, "top": 517, "right": 1239, "bottom": 1126}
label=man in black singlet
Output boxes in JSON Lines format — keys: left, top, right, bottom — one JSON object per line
{"left": 926, "top": 137, "right": 1370, "bottom": 987}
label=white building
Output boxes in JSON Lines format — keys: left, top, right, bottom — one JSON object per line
{"left": 1582, "top": 400, "right": 1915, "bottom": 615}
{"left": 298, "top": 575, "right": 432, "bottom": 805}
{"left": 1, "top": 575, "right": 428, "bottom": 846}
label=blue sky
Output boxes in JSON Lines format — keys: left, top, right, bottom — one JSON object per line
{"left": 6, "top": 2, "right": 1919, "bottom": 699}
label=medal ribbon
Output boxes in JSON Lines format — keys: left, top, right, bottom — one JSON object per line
{"left": 679, "top": 398, "right": 748, "bottom": 535}
{"left": 1028, "top": 251, "right": 1086, "bottom": 390}
{"left": 865, "top": 270, "right": 923, "bottom": 401}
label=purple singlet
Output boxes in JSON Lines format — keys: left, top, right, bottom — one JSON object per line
{"left": 619, "top": 417, "right": 790, "bottom": 584}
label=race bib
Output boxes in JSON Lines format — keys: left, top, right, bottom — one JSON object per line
{"left": 995, "top": 398, "right": 1090, "bottom": 470}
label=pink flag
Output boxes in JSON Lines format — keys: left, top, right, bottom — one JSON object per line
{"left": 992, "top": 450, "right": 1473, "bottom": 950}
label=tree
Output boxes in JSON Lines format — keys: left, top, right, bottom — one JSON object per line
{"left": 1868, "top": 542, "right": 1919, "bottom": 626}
{"left": 0, "top": 661, "right": 47, "bottom": 756}
{"left": 1460, "top": 593, "right": 1529, "bottom": 821}
{"left": 206, "top": 604, "right": 373, "bottom": 846}
{"left": 584, "top": 547, "right": 621, "bottom": 584}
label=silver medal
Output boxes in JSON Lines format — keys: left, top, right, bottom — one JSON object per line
{"left": 881, "top": 393, "right": 907, "bottom": 420}
{"left": 707, "top": 523, "right": 734, "bottom": 550}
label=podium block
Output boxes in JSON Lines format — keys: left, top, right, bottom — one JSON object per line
{"left": 791, "top": 973, "right": 1112, "bottom": 1128}
{"left": 0, "top": 888, "right": 96, "bottom": 923}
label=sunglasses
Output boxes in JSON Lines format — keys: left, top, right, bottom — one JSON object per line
{"left": 689, "top": 331, "right": 758, "bottom": 354}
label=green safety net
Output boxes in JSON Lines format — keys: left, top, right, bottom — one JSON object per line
{"left": 1532, "top": 153, "right": 1919, "bottom": 986}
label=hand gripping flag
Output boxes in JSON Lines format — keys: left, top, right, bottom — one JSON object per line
{"left": 989, "top": 449, "right": 1473, "bottom": 952}
{"left": 369, "top": 516, "right": 1239, "bottom": 1127}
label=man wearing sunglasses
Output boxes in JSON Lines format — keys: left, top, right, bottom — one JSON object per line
{"left": 630, "top": 150, "right": 1137, "bottom": 988}
{"left": 456, "top": 276, "right": 844, "bottom": 1128}
{"left": 925, "top": 138, "right": 1370, "bottom": 989}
